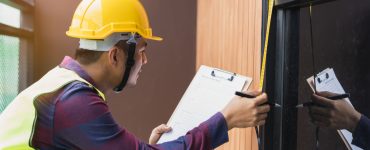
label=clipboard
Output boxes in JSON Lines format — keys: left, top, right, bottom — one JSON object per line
{"left": 157, "top": 65, "right": 252, "bottom": 143}
{"left": 307, "top": 68, "right": 362, "bottom": 150}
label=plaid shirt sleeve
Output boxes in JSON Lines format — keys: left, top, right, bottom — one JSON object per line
{"left": 352, "top": 115, "right": 370, "bottom": 150}
{"left": 142, "top": 112, "right": 229, "bottom": 150}
{"left": 54, "top": 82, "right": 229, "bottom": 150}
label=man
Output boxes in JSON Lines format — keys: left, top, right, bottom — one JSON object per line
{"left": 309, "top": 92, "right": 370, "bottom": 149}
{"left": 0, "top": 0, "right": 270, "bottom": 149}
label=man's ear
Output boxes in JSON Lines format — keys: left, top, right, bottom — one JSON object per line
{"left": 108, "top": 47, "right": 119, "bottom": 66}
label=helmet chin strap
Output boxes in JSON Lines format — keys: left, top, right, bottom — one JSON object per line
{"left": 113, "top": 34, "right": 137, "bottom": 92}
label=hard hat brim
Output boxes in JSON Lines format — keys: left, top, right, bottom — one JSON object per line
{"left": 145, "top": 35, "right": 163, "bottom": 41}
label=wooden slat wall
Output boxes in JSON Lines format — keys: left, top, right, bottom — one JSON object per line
{"left": 196, "top": 0, "right": 262, "bottom": 149}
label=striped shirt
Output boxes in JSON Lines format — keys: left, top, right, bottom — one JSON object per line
{"left": 352, "top": 115, "right": 370, "bottom": 149}
{"left": 31, "top": 56, "right": 229, "bottom": 150}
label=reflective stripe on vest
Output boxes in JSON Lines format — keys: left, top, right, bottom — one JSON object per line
{"left": 0, "top": 66, "right": 105, "bottom": 149}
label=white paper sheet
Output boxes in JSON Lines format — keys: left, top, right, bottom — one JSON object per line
{"left": 157, "top": 65, "right": 252, "bottom": 144}
{"left": 307, "top": 68, "right": 362, "bottom": 150}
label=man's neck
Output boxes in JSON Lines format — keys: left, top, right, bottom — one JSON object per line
{"left": 78, "top": 62, "right": 110, "bottom": 93}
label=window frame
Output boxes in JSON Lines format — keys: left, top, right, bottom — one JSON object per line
{"left": 0, "top": 0, "right": 34, "bottom": 91}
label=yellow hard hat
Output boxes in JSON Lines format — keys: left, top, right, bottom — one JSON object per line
{"left": 66, "top": 0, "right": 162, "bottom": 41}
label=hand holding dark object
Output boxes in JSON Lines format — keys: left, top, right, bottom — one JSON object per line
{"left": 221, "top": 90, "right": 270, "bottom": 129}
{"left": 308, "top": 91, "right": 361, "bottom": 132}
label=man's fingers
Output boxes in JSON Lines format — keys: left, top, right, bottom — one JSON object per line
{"left": 317, "top": 91, "right": 338, "bottom": 97}
{"left": 257, "top": 120, "right": 266, "bottom": 126}
{"left": 244, "top": 90, "right": 262, "bottom": 97}
{"left": 309, "top": 113, "right": 330, "bottom": 127}
{"left": 256, "top": 113, "right": 268, "bottom": 121}
{"left": 311, "top": 94, "right": 334, "bottom": 108}
{"left": 309, "top": 106, "right": 331, "bottom": 117}
{"left": 254, "top": 93, "right": 268, "bottom": 105}
{"left": 310, "top": 113, "right": 329, "bottom": 124}
{"left": 256, "top": 104, "right": 270, "bottom": 114}
{"left": 153, "top": 124, "right": 172, "bottom": 134}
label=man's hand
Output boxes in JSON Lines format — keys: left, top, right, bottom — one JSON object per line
{"left": 221, "top": 90, "right": 270, "bottom": 129}
{"left": 148, "top": 124, "right": 172, "bottom": 145}
{"left": 308, "top": 91, "right": 361, "bottom": 132}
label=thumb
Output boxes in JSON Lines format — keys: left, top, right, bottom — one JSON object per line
{"left": 153, "top": 124, "right": 172, "bottom": 134}
{"left": 317, "top": 91, "right": 338, "bottom": 97}
{"left": 312, "top": 93, "right": 334, "bottom": 108}
{"left": 244, "top": 89, "right": 262, "bottom": 97}
{"left": 254, "top": 93, "right": 268, "bottom": 105}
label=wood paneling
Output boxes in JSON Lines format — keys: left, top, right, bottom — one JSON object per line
{"left": 196, "top": 0, "right": 262, "bottom": 149}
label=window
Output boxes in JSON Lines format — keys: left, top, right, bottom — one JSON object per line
{"left": 0, "top": 35, "right": 20, "bottom": 112}
{"left": 0, "top": 1, "right": 33, "bottom": 113}
{"left": 0, "top": 3, "right": 21, "bottom": 28}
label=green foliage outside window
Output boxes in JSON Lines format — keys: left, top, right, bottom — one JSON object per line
{"left": 0, "top": 35, "right": 20, "bottom": 113}
{"left": 0, "top": 2, "right": 21, "bottom": 113}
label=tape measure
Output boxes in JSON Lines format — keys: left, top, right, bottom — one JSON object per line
{"left": 259, "top": 0, "right": 275, "bottom": 90}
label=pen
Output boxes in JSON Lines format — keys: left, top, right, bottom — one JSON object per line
{"left": 326, "top": 93, "right": 350, "bottom": 100}
{"left": 235, "top": 91, "right": 281, "bottom": 107}
{"left": 296, "top": 93, "right": 350, "bottom": 108}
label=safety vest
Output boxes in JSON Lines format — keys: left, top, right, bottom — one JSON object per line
{"left": 0, "top": 66, "right": 105, "bottom": 150}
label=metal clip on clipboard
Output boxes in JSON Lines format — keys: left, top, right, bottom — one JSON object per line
{"left": 316, "top": 72, "right": 330, "bottom": 84}
{"left": 211, "top": 69, "right": 236, "bottom": 81}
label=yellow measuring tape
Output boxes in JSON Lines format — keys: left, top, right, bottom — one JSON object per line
{"left": 256, "top": 1, "right": 275, "bottom": 149}
{"left": 259, "top": 0, "right": 275, "bottom": 90}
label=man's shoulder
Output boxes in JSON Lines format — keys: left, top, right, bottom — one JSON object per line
{"left": 53, "top": 80, "right": 110, "bottom": 133}
{"left": 58, "top": 80, "right": 102, "bottom": 102}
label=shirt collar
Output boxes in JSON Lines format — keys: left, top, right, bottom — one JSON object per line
{"left": 59, "top": 56, "right": 97, "bottom": 87}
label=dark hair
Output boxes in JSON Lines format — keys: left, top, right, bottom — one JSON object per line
{"left": 74, "top": 40, "right": 128, "bottom": 65}
{"left": 74, "top": 48, "right": 105, "bottom": 65}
